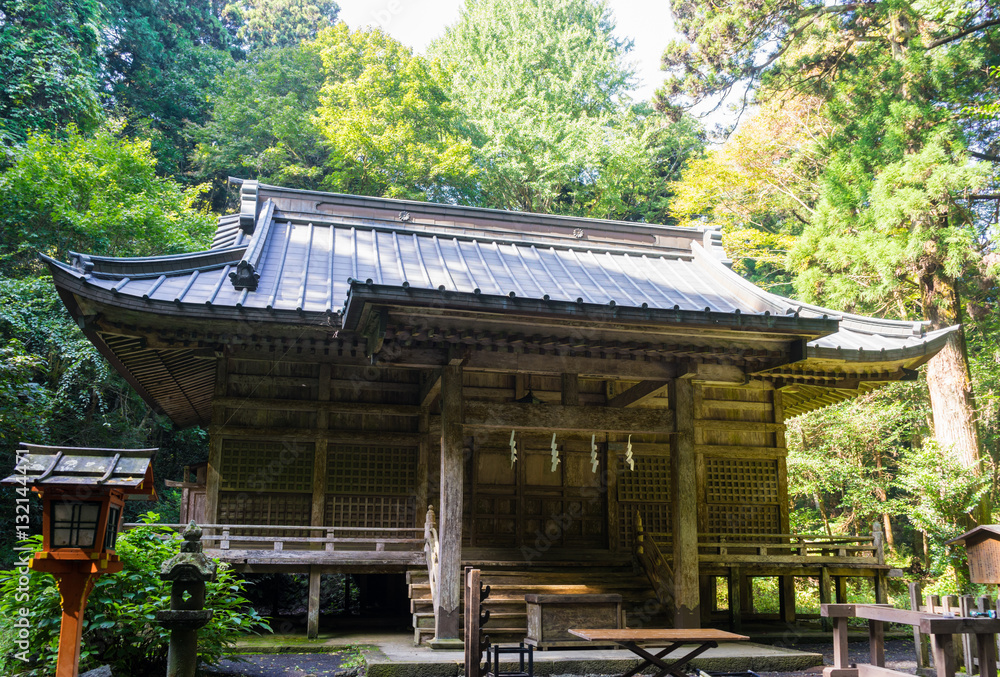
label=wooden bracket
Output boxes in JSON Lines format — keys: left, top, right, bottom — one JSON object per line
{"left": 361, "top": 307, "right": 388, "bottom": 360}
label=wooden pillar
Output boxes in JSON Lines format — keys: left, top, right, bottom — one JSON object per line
{"left": 780, "top": 575, "right": 796, "bottom": 623}
{"left": 416, "top": 410, "right": 430, "bottom": 519}
{"left": 728, "top": 566, "right": 742, "bottom": 632}
{"left": 205, "top": 355, "right": 228, "bottom": 525}
{"left": 312, "top": 364, "right": 331, "bottom": 527}
{"left": 671, "top": 378, "right": 700, "bottom": 628}
{"left": 700, "top": 576, "right": 714, "bottom": 625}
{"left": 431, "top": 364, "right": 464, "bottom": 648}
{"left": 910, "top": 582, "right": 930, "bottom": 671}
{"left": 831, "top": 616, "right": 850, "bottom": 671}
{"left": 869, "top": 618, "right": 885, "bottom": 666}
{"left": 306, "top": 364, "right": 331, "bottom": 640}
{"left": 53, "top": 571, "right": 97, "bottom": 677}
{"left": 820, "top": 567, "right": 832, "bottom": 632}
{"left": 835, "top": 576, "right": 847, "bottom": 604}
{"left": 931, "top": 632, "right": 957, "bottom": 677}
{"left": 307, "top": 565, "right": 321, "bottom": 639}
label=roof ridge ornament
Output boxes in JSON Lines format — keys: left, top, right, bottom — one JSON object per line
{"left": 701, "top": 226, "right": 732, "bottom": 267}
{"left": 230, "top": 199, "right": 275, "bottom": 291}
{"left": 239, "top": 180, "right": 260, "bottom": 234}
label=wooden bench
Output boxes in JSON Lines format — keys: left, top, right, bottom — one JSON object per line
{"left": 822, "top": 603, "right": 1000, "bottom": 677}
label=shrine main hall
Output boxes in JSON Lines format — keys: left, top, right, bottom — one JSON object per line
{"left": 45, "top": 181, "right": 952, "bottom": 642}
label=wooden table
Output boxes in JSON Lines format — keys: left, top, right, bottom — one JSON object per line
{"left": 567, "top": 629, "right": 750, "bottom": 677}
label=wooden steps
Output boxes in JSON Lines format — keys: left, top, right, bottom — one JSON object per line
{"left": 406, "top": 565, "right": 669, "bottom": 645}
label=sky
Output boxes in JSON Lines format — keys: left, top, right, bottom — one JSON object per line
{"left": 336, "top": 0, "right": 678, "bottom": 104}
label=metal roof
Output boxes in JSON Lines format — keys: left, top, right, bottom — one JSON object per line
{"left": 2, "top": 443, "right": 157, "bottom": 498}
{"left": 66, "top": 221, "right": 774, "bottom": 316}
{"left": 45, "top": 181, "right": 956, "bottom": 362}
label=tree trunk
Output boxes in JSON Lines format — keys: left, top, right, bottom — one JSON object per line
{"left": 920, "top": 268, "right": 989, "bottom": 524}
{"left": 874, "top": 453, "right": 895, "bottom": 552}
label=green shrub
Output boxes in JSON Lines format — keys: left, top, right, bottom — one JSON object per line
{"left": 0, "top": 513, "right": 269, "bottom": 675}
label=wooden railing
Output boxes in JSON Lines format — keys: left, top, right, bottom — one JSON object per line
{"left": 633, "top": 512, "right": 675, "bottom": 612}
{"left": 645, "top": 525, "right": 885, "bottom": 566}
{"left": 424, "top": 505, "right": 440, "bottom": 602}
{"left": 123, "top": 523, "right": 425, "bottom": 554}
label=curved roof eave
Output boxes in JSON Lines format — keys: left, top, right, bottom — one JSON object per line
{"left": 690, "top": 241, "right": 958, "bottom": 362}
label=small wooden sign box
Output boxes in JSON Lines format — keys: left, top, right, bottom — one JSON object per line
{"left": 524, "top": 593, "right": 623, "bottom": 649}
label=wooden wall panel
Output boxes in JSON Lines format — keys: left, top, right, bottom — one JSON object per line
{"left": 465, "top": 435, "right": 607, "bottom": 551}
{"left": 219, "top": 439, "right": 314, "bottom": 493}
{"left": 694, "top": 381, "right": 785, "bottom": 536}
{"left": 218, "top": 491, "right": 311, "bottom": 526}
{"left": 617, "top": 451, "right": 672, "bottom": 546}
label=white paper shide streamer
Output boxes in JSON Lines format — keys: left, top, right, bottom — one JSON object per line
{"left": 590, "top": 434, "right": 599, "bottom": 473}
{"left": 509, "top": 429, "right": 518, "bottom": 467}
{"left": 625, "top": 434, "right": 635, "bottom": 471}
{"left": 550, "top": 432, "right": 560, "bottom": 472}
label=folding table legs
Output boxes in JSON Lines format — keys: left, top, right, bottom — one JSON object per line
{"left": 618, "top": 640, "right": 720, "bottom": 677}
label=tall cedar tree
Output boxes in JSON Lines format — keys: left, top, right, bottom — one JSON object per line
{"left": 430, "top": 0, "right": 704, "bottom": 221}
{"left": 661, "top": 0, "right": 1000, "bottom": 522}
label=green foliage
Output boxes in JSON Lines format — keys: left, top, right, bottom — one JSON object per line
{"left": 224, "top": 0, "right": 340, "bottom": 51}
{"left": 0, "top": 124, "right": 215, "bottom": 275}
{"left": 897, "top": 442, "right": 989, "bottom": 561}
{"left": 0, "top": 518, "right": 269, "bottom": 675}
{"left": 192, "top": 42, "right": 330, "bottom": 190}
{"left": 0, "top": 0, "right": 104, "bottom": 143}
{"left": 101, "top": 0, "right": 238, "bottom": 175}
{"left": 313, "top": 24, "right": 480, "bottom": 202}
{"left": 0, "top": 276, "right": 212, "bottom": 560}
{"left": 787, "top": 380, "right": 991, "bottom": 581}
{"left": 430, "top": 0, "right": 703, "bottom": 219}
{"left": 430, "top": 0, "right": 632, "bottom": 213}
{"left": 787, "top": 384, "right": 925, "bottom": 536}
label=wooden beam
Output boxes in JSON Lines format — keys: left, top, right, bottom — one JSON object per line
{"left": 671, "top": 378, "right": 700, "bottom": 628}
{"left": 420, "top": 369, "right": 443, "bottom": 408}
{"left": 433, "top": 364, "right": 464, "bottom": 646}
{"left": 682, "top": 363, "right": 746, "bottom": 384}
{"left": 463, "top": 351, "right": 680, "bottom": 380}
{"left": 695, "top": 420, "right": 786, "bottom": 433}
{"left": 608, "top": 380, "right": 669, "bottom": 408}
{"left": 462, "top": 402, "right": 674, "bottom": 434}
{"left": 213, "top": 397, "right": 421, "bottom": 416}
{"left": 210, "top": 426, "right": 421, "bottom": 445}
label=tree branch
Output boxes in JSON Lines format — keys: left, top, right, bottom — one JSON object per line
{"left": 927, "top": 17, "right": 1000, "bottom": 49}
{"left": 968, "top": 150, "right": 1000, "bottom": 163}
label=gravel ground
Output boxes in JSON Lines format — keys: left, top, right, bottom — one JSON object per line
{"left": 755, "top": 638, "right": 920, "bottom": 677}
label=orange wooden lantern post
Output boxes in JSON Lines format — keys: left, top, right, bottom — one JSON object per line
{"left": 2, "top": 443, "right": 157, "bottom": 677}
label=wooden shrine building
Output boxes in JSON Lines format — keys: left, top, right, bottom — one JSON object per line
{"left": 45, "top": 181, "right": 954, "bottom": 643}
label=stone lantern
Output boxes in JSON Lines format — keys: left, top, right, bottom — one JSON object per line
{"left": 157, "top": 522, "right": 217, "bottom": 677}
{"left": 2, "top": 443, "right": 157, "bottom": 677}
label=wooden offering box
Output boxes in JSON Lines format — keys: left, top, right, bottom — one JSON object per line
{"left": 524, "top": 593, "right": 623, "bottom": 649}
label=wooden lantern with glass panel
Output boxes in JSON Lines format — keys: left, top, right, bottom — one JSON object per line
{"left": 2, "top": 443, "right": 157, "bottom": 677}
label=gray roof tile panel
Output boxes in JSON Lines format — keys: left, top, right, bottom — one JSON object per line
{"left": 47, "top": 191, "right": 957, "bottom": 363}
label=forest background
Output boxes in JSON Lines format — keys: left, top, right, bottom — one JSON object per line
{"left": 0, "top": 0, "right": 998, "bottom": 601}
